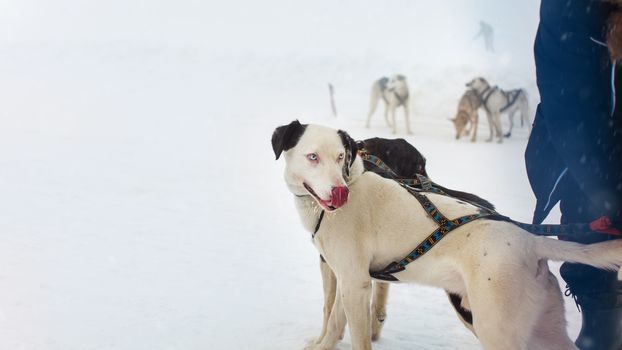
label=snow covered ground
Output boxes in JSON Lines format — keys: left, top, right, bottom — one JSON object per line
{"left": 0, "top": 1, "right": 585, "bottom": 349}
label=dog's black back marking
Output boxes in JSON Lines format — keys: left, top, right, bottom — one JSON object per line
{"left": 360, "top": 137, "right": 495, "bottom": 211}
{"left": 360, "top": 137, "right": 428, "bottom": 177}
{"left": 271, "top": 120, "right": 307, "bottom": 160}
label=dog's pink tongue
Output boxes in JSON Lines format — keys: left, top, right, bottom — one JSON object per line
{"left": 331, "top": 186, "right": 349, "bottom": 208}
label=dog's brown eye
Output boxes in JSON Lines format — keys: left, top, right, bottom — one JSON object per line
{"left": 307, "top": 153, "right": 318, "bottom": 161}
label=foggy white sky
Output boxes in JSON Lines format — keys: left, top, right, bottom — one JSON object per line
{"left": 0, "top": 0, "right": 540, "bottom": 63}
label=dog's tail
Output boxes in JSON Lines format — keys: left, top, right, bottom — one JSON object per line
{"left": 367, "top": 85, "right": 381, "bottom": 116}
{"left": 535, "top": 237, "right": 622, "bottom": 278}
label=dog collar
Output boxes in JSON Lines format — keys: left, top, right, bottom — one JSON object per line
{"left": 293, "top": 194, "right": 326, "bottom": 238}
{"left": 313, "top": 210, "right": 325, "bottom": 239}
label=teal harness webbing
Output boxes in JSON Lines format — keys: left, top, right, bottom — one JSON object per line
{"left": 361, "top": 153, "right": 443, "bottom": 194}
{"left": 360, "top": 151, "right": 497, "bottom": 281}
{"left": 370, "top": 185, "right": 495, "bottom": 281}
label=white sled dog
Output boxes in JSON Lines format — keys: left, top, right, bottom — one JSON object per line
{"left": 365, "top": 75, "right": 412, "bottom": 134}
{"left": 272, "top": 120, "right": 622, "bottom": 350}
{"left": 466, "top": 77, "right": 531, "bottom": 143}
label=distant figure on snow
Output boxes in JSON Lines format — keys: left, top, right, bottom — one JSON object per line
{"left": 474, "top": 20, "right": 495, "bottom": 52}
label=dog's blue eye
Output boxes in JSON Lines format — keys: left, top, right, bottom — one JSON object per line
{"left": 307, "top": 153, "right": 318, "bottom": 161}
{"left": 338, "top": 153, "right": 344, "bottom": 161}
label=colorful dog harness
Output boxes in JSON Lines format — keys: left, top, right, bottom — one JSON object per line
{"left": 369, "top": 184, "right": 495, "bottom": 281}
{"left": 358, "top": 150, "right": 620, "bottom": 282}
{"left": 359, "top": 150, "right": 497, "bottom": 281}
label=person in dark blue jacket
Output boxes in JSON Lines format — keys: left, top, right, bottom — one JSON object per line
{"left": 525, "top": 1, "right": 622, "bottom": 349}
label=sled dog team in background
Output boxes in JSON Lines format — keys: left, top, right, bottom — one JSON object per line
{"left": 366, "top": 74, "right": 531, "bottom": 142}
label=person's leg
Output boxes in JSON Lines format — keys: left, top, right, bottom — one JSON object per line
{"left": 558, "top": 175, "right": 622, "bottom": 350}
{"left": 531, "top": 0, "right": 621, "bottom": 347}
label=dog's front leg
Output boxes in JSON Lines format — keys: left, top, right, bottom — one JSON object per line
{"left": 505, "top": 110, "right": 516, "bottom": 138}
{"left": 466, "top": 120, "right": 474, "bottom": 139}
{"left": 493, "top": 112, "right": 503, "bottom": 143}
{"left": 383, "top": 104, "right": 392, "bottom": 128}
{"left": 371, "top": 282, "right": 389, "bottom": 341}
{"left": 306, "top": 285, "right": 347, "bottom": 350}
{"left": 485, "top": 111, "right": 494, "bottom": 142}
{"left": 403, "top": 103, "right": 413, "bottom": 135}
{"left": 366, "top": 95, "right": 379, "bottom": 129}
{"left": 340, "top": 277, "right": 373, "bottom": 350}
{"left": 316, "top": 258, "right": 338, "bottom": 344}
{"left": 389, "top": 107, "right": 397, "bottom": 134}
{"left": 471, "top": 112, "right": 478, "bottom": 142}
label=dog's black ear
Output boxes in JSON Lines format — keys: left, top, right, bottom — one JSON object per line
{"left": 355, "top": 140, "right": 366, "bottom": 150}
{"left": 271, "top": 120, "right": 307, "bottom": 160}
{"left": 337, "top": 130, "right": 358, "bottom": 176}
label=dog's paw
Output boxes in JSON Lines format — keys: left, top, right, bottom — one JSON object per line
{"left": 303, "top": 342, "right": 332, "bottom": 350}
{"left": 303, "top": 337, "right": 321, "bottom": 350}
{"left": 304, "top": 336, "right": 323, "bottom": 345}
{"left": 371, "top": 315, "right": 386, "bottom": 341}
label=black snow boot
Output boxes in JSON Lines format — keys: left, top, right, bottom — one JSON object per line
{"left": 561, "top": 263, "right": 622, "bottom": 350}
{"left": 574, "top": 294, "right": 622, "bottom": 350}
